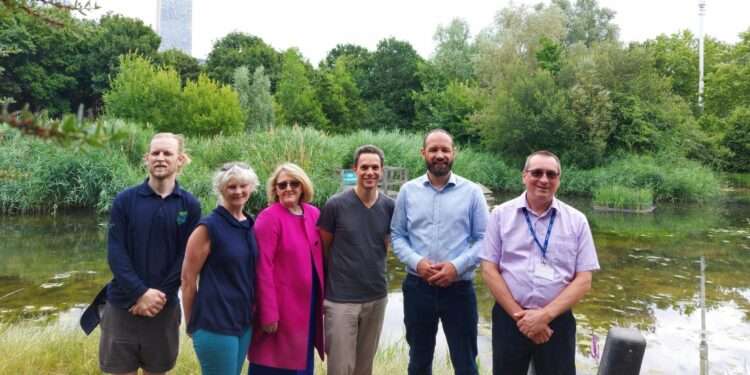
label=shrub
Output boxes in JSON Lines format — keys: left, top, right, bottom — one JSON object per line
{"left": 182, "top": 74, "right": 244, "bottom": 135}
{"left": 104, "top": 55, "right": 245, "bottom": 136}
{"left": 104, "top": 54, "right": 184, "bottom": 132}
{"left": 723, "top": 106, "right": 750, "bottom": 172}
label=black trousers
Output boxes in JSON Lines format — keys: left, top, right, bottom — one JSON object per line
{"left": 491, "top": 304, "right": 576, "bottom": 375}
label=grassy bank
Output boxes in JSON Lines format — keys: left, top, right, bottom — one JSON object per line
{"left": 0, "top": 123, "right": 516, "bottom": 214}
{"left": 593, "top": 186, "right": 653, "bottom": 211}
{"left": 0, "top": 322, "right": 460, "bottom": 375}
{"left": 0, "top": 121, "right": 722, "bottom": 214}
{"left": 563, "top": 154, "right": 721, "bottom": 203}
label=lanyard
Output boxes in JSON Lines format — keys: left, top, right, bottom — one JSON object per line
{"left": 522, "top": 207, "right": 556, "bottom": 259}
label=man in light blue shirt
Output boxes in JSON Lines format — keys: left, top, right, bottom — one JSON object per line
{"left": 391, "top": 129, "right": 489, "bottom": 375}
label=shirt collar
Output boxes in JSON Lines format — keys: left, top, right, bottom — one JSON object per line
{"left": 419, "top": 172, "right": 457, "bottom": 189}
{"left": 517, "top": 191, "right": 558, "bottom": 218}
{"left": 136, "top": 178, "right": 183, "bottom": 197}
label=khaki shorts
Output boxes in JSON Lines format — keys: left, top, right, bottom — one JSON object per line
{"left": 99, "top": 302, "right": 180, "bottom": 373}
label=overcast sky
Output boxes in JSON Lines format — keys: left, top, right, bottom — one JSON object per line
{"left": 88, "top": 0, "right": 750, "bottom": 64}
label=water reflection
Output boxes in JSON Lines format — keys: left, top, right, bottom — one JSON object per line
{"left": 1, "top": 193, "right": 749, "bottom": 373}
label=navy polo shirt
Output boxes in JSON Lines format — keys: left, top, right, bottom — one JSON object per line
{"left": 106, "top": 179, "right": 201, "bottom": 309}
{"left": 187, "top": 206, "right": 258, "bottom": 335}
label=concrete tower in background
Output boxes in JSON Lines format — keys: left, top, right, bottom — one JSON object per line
{"left": 156, "top": 0, "right": 192, "bottom": 55}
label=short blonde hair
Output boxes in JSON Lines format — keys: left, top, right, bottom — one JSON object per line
{"left": 213, "top": 162, "right": 259, "bottom": 205}
{"left": 146, "top": 132, "right": 192, "bottom": 172}
{"left": 266, "top": 162, "right": 314, "bottom": 204}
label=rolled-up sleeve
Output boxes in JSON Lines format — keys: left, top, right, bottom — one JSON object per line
{"left": 575, "top": 215, "right": 600, "bottom": 272}
{"left": 479, "top": 207, "right": 503, "bottom": 264}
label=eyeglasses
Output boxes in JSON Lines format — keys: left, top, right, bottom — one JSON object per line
{"left": 526, "top": 169, "right": 559, "bottom": 179}
{"left": 220, "top": 162, "right": 250, "bottom": 171}
{"left": 276, "top": 180, "right": 301, "bottom": 190}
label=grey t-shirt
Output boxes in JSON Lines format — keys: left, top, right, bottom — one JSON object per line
{"left": 318, "top": 188, "right": 395, "bottom": 303}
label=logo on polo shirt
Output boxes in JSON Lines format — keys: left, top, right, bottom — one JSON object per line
{"left": 177, "top": 210, "right": 188, "bottom": 225}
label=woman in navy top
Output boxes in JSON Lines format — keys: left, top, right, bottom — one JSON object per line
{"left": 181, "top": 162, "right": 259, "bottom": 375}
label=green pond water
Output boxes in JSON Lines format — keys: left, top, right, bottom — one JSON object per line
{"left": 1, "top": 193, "right": 749, "bottom": 373}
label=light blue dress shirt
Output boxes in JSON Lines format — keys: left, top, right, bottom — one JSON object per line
{"left": 391, "top": 173, "right": 489, "bottom": 281}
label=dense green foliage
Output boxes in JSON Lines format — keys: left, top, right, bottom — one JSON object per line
{"left": 723, "top": 106, "right": 750, "bottom": 172}
{"left": 562, "top": 155, "right": 721, "bottom": 202}
{"left": 233, "top": 65, "right": 275, "bottom": 131}
{"left": 104, "top": 55, "right": 244, "bottom": 135}
{"left": 274, "top": 49, "right": 328, "bottom": 129}
{"left": 2, "top": 0, "right": 748, "bottom": 176}
{"left": 0, "top": 123, "right": 721, "bottom": 214}
{"left": 0, "top": 125, "right": 514, "bottom": 213}
{"left": 154, "top": 48, "right": 202, "bottom": 84}
{"left": 205, "top": 32, "right": 281, "bottom": 90}
{"left": 0, "top": 8, "right": 160, "bottom": 114}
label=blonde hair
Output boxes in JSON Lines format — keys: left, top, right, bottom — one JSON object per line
{"left": 146, "top": 132, "right": 192, "bottom": 172}
{"left": 266, "top": 163, "right": 315, "bottom": 204}
{"left": 213, "top": 162, "right": 259, "bottom": 205}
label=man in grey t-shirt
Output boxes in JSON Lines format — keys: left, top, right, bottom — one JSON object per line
{"left": 318, "top": 144, "right": 395, "bottom": 375}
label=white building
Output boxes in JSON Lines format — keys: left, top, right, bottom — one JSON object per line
{"left": 156, "top": 0, "right": 192, "bottom": 55}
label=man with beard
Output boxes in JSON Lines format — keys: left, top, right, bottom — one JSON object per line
{"left": 480, "top": 150, "right": 599, "bottom": 375}
{"left": 391, "top": 129, "right": 489, "bottom": 375}
{"left": 80, "top": 133, "right": 201, "bottom": 375}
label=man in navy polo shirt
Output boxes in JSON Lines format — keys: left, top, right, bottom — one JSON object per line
{"left": 85, "top": 133, "right": 201, "bottom": 375}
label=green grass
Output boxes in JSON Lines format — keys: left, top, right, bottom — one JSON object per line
{"left": 724, "top": 173, "right": 750, "bottom": 189}
{"left": 563, "top": 154, "right": 721, "bottom": 202}
{"left": 592, "top": 185, "right": 654, "bottom": 210}
{"left": 0, "top": 323, "right": 465, "bottom": 374}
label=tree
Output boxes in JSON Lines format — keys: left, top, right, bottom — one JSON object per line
{"left": 234, "top": 65, "right": 274, "bottom": 131}
{"left": 182, "top": 74, "right": 244, "bottom": 135}
{"left": 274, "top": 49, "right": 328, "bottom": 128}
{"left": 0, "top": 0, "right": 131, "bottom": 146}
{"left": 83, "top": 13, "right": 161, "bottom": 106}
{"left": 474, "top": 3, "right": 566, "bottom": 86}
{"left": 321, "top": 43, "right": 372, "bottom": 94}
{"left": 474, "top": 67, "right": 575, "bottom": 166}
{"left": 722, "top": 106, "right": 750, "bottom": 172}
{"left": 0, "top": 0, "right": 98, "bottom": 26}
{"left": 536, "top": 36, "right": 565, "bottom": 75}
{"left": 104, "top": 54, "right": 184, "bottom": 131}
{"left": 154, "top": 48, "right": 202, "bottom": 84}
{"left": 413, "top": 79, "right": 481, "bottom": 144}
{"left": 432, "top": 18, "right": 476, "bottom": 83}
{"left": 552, "top": 0, "right": 618, "bottom": 46}
{"left": 104, "top": 54, "right": 244, "bottom": 135}
{"left": 313, "top": 57, "right": 367, "bottom": 133}
{"left": 705, "top": 29, "right": 750, "bottom": 118}
{"left": 205, "top": 32, "right": 281, "bottom": 90}
{"left": 364, "top": 38, "right": 423, "bottom": 129}
{"left": 0, "top": 6, "right": 88, "bottom": 114}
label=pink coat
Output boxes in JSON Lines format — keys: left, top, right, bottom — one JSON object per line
{"left": 247, "top": 202, "right": 325, "bottom": 369}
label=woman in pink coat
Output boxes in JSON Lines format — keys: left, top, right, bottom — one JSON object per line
{"left": 248, "top": 162, "right": 325, "bottom": 375}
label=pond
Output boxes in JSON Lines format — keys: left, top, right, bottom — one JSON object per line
{"left": 1, "top": 192, "right": 749, "bottom": 374}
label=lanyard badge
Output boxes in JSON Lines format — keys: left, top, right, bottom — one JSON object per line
{"left": 523, "top": 208, "right": 557, "bottom": 280}
{"left": 522, "top": 207, "right": 556, "bottom": 261}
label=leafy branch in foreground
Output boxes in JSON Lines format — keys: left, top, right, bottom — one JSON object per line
{"left": 0, "top": 0, "right": 99, "bottom": 26}
{"left": 0, "top": 104, "right": 130, "bottom": 147}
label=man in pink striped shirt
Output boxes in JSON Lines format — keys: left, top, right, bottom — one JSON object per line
{"left": 480, "top": 150, "right": 600, "bottom": 375}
